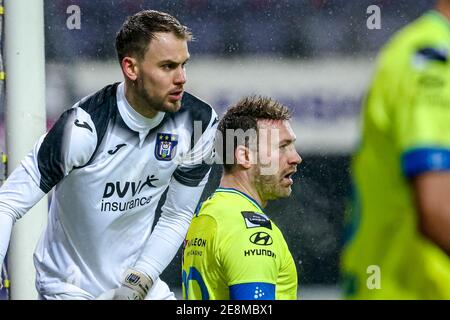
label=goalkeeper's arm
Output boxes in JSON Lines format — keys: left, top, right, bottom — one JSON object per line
{"left": 0, "top": 214, "right": 13, "bottom": 268}
{"left": 0, "top": 165, "right": 47, "bottom": 267}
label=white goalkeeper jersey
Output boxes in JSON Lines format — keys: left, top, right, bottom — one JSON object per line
{"left": 0, "top": 82, "right": 217, "bottom": 298}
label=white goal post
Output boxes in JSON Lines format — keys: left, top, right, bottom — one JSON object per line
{"left": 4, "top": 0, "right": 47, "bottom": 300}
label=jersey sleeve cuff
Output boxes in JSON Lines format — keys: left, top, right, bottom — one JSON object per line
{"left": 401, "top": 147, "right": 450, "bottom": 178}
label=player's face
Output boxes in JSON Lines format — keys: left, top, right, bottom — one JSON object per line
{"left": 252, "top": 120, "right": 302, "bottom": 202}
{"left": 135, "top": 32, "right": 189, "bottom": 113}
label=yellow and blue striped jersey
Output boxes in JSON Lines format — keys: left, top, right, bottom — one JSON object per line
{"left": 341, "top": 11, "right": 450, "bottom": 299}
{"left": 182, "top": 187, "right": 297, "bottom": 300}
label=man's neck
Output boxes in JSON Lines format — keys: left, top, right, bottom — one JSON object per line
{"left": 436, "top": 0, "right": 450, "bottom": 22}
{"left": 220, "top": 173, "right": 266, "bottom": 208}
{"left": 124, "top": 81, "right": 158, "bottom": 119}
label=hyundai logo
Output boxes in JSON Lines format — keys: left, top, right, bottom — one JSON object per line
{"left": 249, "top": 232, "right": 273, "bottom": 246}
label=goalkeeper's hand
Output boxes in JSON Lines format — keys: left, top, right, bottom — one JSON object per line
{"left": 96, "top": 268, "right": 152, "bottom": 300}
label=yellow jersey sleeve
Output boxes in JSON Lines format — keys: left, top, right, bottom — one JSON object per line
{"left": 377, "top": 12, "right": 450, "bottom": 177}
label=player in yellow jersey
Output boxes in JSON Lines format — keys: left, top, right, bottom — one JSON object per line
{"left": 182, "top": 96, "right": 301, "bottom": 300}
{"left": 341, "top": 0, "right": 450, "bottom": 299}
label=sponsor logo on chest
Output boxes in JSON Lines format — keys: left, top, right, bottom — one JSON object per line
{"left": 100, "top": 175, "right": 159, "bottom": 213}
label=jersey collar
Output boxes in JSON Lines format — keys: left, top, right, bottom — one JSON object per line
{"left": 215, "top": 187, "right": 266, "bottom": 214}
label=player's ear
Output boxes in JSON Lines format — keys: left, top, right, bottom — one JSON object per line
{"left": 235, "top": 145, "right": 253, "bottom": 169}
{"left": 121, "top": 56, "right": 139, "bottom": 81}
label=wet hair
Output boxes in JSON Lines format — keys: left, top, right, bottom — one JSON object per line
{"left": 115, "top": 10, "right": 192, "bottom": 63}
{"left": 217, "top": 96, "right": 291, "bottom": 173}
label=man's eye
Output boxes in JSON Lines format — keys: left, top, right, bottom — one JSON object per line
{"left": 280, "top": 142, "right": 294, "bottom": 150}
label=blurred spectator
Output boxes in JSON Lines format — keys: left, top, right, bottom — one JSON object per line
{"left": 341, "top": 0, "right": 450, "bottom": 299}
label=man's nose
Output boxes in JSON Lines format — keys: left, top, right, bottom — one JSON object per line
{"left": 174, "top": 67, "right": 186, "bottom": 85}
{"left": 290, "top": 149, "right": 302, "bottom": 165}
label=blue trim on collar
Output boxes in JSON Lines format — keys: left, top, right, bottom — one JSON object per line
{"left": 216, "top": 187, "right": 264, "bottom": 212}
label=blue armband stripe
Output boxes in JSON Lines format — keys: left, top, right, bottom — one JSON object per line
{"left": 401, "top": 147, "right": 450, "bottom": 178}
{"left": 229, "top": 282, "right": 275, "bottom": 300}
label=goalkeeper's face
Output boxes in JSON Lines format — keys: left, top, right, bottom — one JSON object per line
{"left": 252, "top": 120, "right": 302, "bottom": 202}
{"left": 123, "top": 32, "right": 189, "bottom": 117}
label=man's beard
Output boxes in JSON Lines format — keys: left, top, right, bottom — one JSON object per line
{"left": 136, "top": 81, "right": 166, "bottom": 112}
{"left": 253, "top": 165, "right": 290, "bottom": 202}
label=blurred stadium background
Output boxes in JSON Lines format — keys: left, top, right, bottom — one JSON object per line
{"left": 0, "top": 0, "right": 434, "bottom": 299}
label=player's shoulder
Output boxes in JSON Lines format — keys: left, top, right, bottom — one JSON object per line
{"left": 198, "top": 189, "right": 278, "bottom": 236}
{"left": 58, "top": 82, "right": 120, "bottom": 140}
{"left": 179, "top": 91, "right": 218, "bottom": 126}
{"left": 181, "top": 91, "right": 214, "bottom": 113}
{"left": 198, "top": 189, "right": 251, "bottom": 218}
{"left": 46, "top": 103, "right": 98, "bottom": 150}
{"left": 195, "top": 191, "right": 231, "bottom": 222}
{"left": 77, "top": 82, "right": 119, "bottom": 116}
{"left": 381, "top": 12, "right": 449, "bottom": 65}
{"left": 43, "top": 83, "right": 121, "bottom": 170}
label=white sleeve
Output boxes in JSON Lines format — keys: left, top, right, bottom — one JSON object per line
{"left": 0, "top": 165, "right": 46, "bottom": 266}
{"left": 133, "top": 110, "right": 217, "bottom": 281}
{"left": 0, "top": 106, "right": 97, "bottom": 267}
{"left": 22, "top": 106, "right": 97, "bottom": 193}
{"left": 133, "top": 173, "right": 210, "bottom": 282}
{"left": 0, "top": 214, "right": 13, "bottom": 267}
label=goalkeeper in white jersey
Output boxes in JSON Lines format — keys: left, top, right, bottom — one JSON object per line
{"left": 0, "top": 10, "right": 217, "bottom": 300}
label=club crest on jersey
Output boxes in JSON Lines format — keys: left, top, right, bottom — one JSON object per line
{"left": 155, "top": 133, "right": 178, "bottom": 161}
